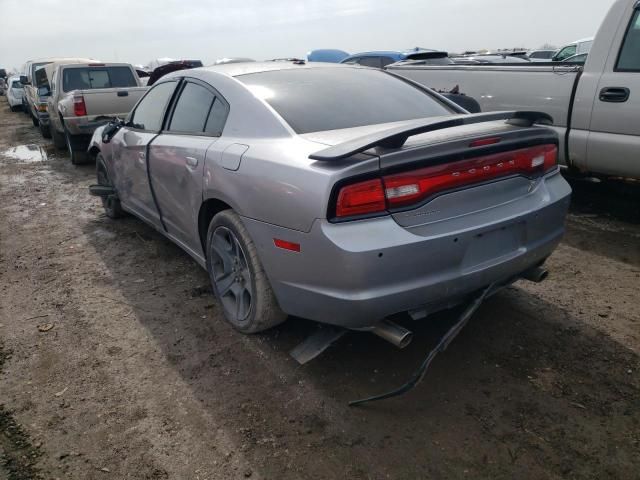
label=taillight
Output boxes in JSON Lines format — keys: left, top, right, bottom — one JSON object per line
{"left": 383, "top": 144, "right": 558, "bottom": 209}
{"left": 73, "top": 95, "right": 87, "bottom": 116}
{"left": 335, "top": 178, "right": 386, "bottom": 218}
{"left": 333, "top": 144, "right": 558, "bottom": 219}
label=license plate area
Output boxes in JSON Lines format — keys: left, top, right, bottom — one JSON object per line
{"left": 461, "top": 222, "right": 526, "bottom": 273}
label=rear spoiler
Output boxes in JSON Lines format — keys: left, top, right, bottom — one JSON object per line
{"left": 308, "top": 111, "right": 553, "bottom": 161}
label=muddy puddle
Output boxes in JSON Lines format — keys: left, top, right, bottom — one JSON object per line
{"left": 0, "top": 144, "right": 54, "bottom": 163}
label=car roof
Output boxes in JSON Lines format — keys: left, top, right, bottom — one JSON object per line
{"left": 186, "top": 61, "right": 349, "bottom": 79}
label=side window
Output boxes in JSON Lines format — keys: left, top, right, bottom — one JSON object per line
{"left": 130, "top": 81, "right": 176, "bottom": 131}
{"left": 168, "top": 82, "right": 214, "bottom": 133}
{"left": 617, "top": 9, "right": 640, "bottom": 71}
{"left": 343, "top": 57, "right": 360, "bottom": 65}
{"left": 555, "top": 45, "right": 576, "bottom": 61}
{"left": 205, "top": 97, "right": 229, "bottom": 136}
{"left": 51, "top": 70, "right": 56, "bottom": 93}
{"left": 358, "top": 57, "right": 382, "bottom": 68}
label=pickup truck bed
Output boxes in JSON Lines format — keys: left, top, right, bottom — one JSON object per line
{"left": 62, "top": 86, "right": 147, "bottom": 135}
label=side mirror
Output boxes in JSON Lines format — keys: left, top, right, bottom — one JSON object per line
{"left": 20, "top": 75, "right": 29, "bottom": 85}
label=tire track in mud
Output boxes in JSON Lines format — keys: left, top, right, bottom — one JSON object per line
{"left": 0, "top": 341, "right": 43, "bottom": 480}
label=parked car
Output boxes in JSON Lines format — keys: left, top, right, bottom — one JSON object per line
{"left": 527, "top": 49, "right": 557, "bottom": 61}
{"left": 0, "top": 68, "right": 7, "bottom": 95}
{"left": 552, "top": 37, "right": 594, "bottom": 62}
{"left": 21, "top": 58, "right": 93, "bottom": 131}
{"left": 87, "top": 62, "right": 570, "bottom": 337}
{"left": 564, "top": 53, "right": 589, "bottom": 64}
{"left": 212, "top": 58, "right": 256, "bottom": 66}
{"left": 37, "top": 62, "right": 147, "bottom": 163}
{"left": 5, "top": 75, "right": 25, "bottom": 111}
{"left": 386, "top": 0, "right": 640, "bottom": 180}
{"left": 341, "top": 49, "right": 454, "bottom": 68}
{"left": 306, "top": 49, "right": 349, "bottom": 63}
{"left": 147, "top": 60, "right": 203, "bottom": 86}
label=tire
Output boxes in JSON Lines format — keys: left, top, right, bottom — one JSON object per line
{"left": 63, "top": 124, "right": 87, "bottom": 165}
{"left": 96, "top": 153, "right": 124, "bottom": 219}
{"left": 31, "top": 113, "right": 39, "bottom": 127}
{"left": 52, "top": 125, "right": 66, "bottom": 149}
{"left": 39, "top": 122, "right": 51, "bottom": 139}
{"left": 206, "top": 210, "right": 286, "bottom": 333}
{"left": 10, "top": 105, "right": 17, "bottom": 112}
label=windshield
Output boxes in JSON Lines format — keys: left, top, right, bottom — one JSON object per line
{"left": 238, "top": 67, "right": 453, "bottom": 134}
{"left": 11, "top": 80, "right": 23, "bottom": 89}
{"left": 62, "top": 66, "right": 137, "bottom": 92}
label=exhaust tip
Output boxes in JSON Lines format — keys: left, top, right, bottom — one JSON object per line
{"left": 522, "top": 266, "right": 549, "bottom": 283}
{"left": 372, "top": 320, "right": 414, "bottom": 349}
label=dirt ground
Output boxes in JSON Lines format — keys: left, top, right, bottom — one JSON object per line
{"left": 0, "top": 102, "right": 638, "bottom": 480}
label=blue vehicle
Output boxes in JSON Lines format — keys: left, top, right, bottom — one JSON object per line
{"left": 340, "top": 48, "right": 454, "bottom": 68}
{"left": 306, "top": 49, "right": 350, "bottom": 63}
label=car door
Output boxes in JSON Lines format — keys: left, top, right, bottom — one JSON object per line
{"left": 586, "top": 6, "right": 640, "bottom": 178}
{"left": 111, "top": 80, "right": 178, "bottom": 227}
{"left": 148, "top": 78, "right": 229, "bottom": 257}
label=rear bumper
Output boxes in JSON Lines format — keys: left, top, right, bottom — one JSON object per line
{"left": 64, "top": 116, "right": 125, "bottom": 136}
{"left": 242, "top": 172, "right": 571, "bottom": 329}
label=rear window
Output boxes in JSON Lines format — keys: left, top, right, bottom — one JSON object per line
{"left": 239, "top": 67, "right": 453, "bottom": 134}
{"left": 62, "top": 66, "right": 136, "bottom": 92}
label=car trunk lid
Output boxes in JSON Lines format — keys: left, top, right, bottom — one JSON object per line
{"left": 309, "top": 111, "right": 559, "bottom": 229}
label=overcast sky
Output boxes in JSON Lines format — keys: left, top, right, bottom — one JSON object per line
{"left": 0, "top": 0, "right": 617, "bottom": 70}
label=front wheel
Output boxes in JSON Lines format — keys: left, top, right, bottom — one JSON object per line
{"left": 206, "top": 210, "right": 286, "bottom": 333}
{"left": 31, "top": 114, "right": 39, "bottom": 127}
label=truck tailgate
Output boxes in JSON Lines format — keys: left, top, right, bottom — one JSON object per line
{"left": 81, "top": 87, "right": 147, "bottom": 117}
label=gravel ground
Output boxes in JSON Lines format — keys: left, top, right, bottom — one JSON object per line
{"left": 1, "top": 103, "right": 639, "bottom": 480}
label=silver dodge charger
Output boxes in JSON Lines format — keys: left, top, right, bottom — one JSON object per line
{"left": 88, "top": 61, "right": 571, "bottom": 335}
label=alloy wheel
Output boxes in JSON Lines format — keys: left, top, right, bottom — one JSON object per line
{"left": 210, "top": 226, "right": 253, "bottom": 323}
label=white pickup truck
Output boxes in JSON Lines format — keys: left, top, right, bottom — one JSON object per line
{"left": 387, "top": 0, "right": 640, "bottom": 180}
{"left": 37, "top": 62, "right": 147, "bottom": 164}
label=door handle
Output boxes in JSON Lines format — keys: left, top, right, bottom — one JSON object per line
{"left": 185, "top": 156, "right": 198, "bottom": 168}
{"left": 599, "top": 87, "right": 630, "bottom": 103}
{"left": 117, "top": 91, "right": 129, "bottom": 97}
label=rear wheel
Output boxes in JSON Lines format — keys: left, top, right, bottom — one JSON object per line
{"left": 64, "top": 123, "right": 88, "bottom": 165}
{"left": 206, "top": 210, "right": 286, "bottom": 333}
{"left": 39, "top": 122, "right": 51, "bottom": 139}
{"left": 96, "top": 153, "right": 123, "bottom": 218}
{"left": 52, "top": 124, "right": 66, "bottom": 149}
